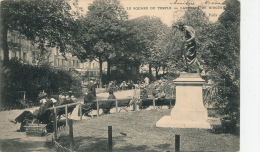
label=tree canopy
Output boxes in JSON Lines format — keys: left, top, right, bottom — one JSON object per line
{"left": 77, "top": 0, "right": 134, "bottom": 84}
{"left": 0, "top": 0, "right": 81, "bottom": 64}
{"left": 129, "top": 16, "right": 170, "bottom": 77}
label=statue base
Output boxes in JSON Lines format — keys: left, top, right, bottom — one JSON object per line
{"left": 156, "top": 73, "right": 211, "bottom": 129}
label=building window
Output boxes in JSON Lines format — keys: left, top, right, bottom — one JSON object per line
{"left": 23, "top": 52, "right": 27, "bottom": 62}
{"left": 11, "top": 33, "right": 16, "bottom": 42}
{"left": 12, "top": 51, "right": 17, "bottom": 58}
{"left": 62, "top": 59, "right": 66, "bottom": 66}
{"left": 32, "top": 52, "right": 36, "bottom": 63}
{"left": 57, "top": 59, "right": 60, "bottom": 66}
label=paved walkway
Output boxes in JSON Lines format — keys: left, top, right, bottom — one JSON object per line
{"left": 0, "top": 108, "right": 55, "bottom": 152}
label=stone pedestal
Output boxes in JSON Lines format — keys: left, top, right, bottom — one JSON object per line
{"left": 156, "top": 73, "right": 211, "bottom": 128}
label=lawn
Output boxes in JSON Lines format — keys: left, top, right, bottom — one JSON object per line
{"left": 57, "top": 109, "right": 239, "bottom": 152}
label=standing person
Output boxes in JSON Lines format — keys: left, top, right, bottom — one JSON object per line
{"left": 144, "top": 77, "right": 150, "bottom": 86}
{"left": 173, "top": 21, "right": 205, "bottom": 74}
{"left": 87, "top": 80, "right": 96, "bottom": 97}
{"left": 9, "top": 92, "right": 57, "bottom": 132}
{"left": 107, "top": 81, "right": 113, "bottom": 92}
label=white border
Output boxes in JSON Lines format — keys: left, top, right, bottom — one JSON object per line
{"left": 241, "top": 0, "right": 260, "bottom": 151}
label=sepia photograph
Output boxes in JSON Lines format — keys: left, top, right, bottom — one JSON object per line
{"left": 0, "top": 0, "right": 250, "bottom": 151}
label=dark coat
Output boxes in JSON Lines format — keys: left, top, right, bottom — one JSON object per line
{"left": 35, "top": 99, "right": 54, "bottom": 119}
{"left": 87, "top": 82, "right": 96, "bottom": 97}
{"left": 84, "top": 92, "right": 96, "bottom": 104}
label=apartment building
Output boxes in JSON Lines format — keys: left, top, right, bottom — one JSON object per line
{"left": 0, "top": 31, "right": 106, "bottom": 82}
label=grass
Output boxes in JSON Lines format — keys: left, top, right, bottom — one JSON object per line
{"left": 57, "top": 109, "right": 239, "bottom": 152}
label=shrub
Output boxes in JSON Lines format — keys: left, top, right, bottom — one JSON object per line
{"left": 0, "top": 59, "right": 82, "bottom": 106}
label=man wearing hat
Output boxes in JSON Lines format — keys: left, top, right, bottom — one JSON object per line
{"left": 173, "top": 21, "right": 205, "bottom": 75}
{"left": 9, "top": 92, "right": 58, "bottom": 132}
{"left": 87, "top": 80, "right": 96, "bottom": 97}
{"left": 78, "top": 88, "right": 96, "bottom": 117}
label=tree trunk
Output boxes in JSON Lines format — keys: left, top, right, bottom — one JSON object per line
{"left": 2, "top": 24, "right": 9, "bottom": 65}
{"left": 107, "top": 59, "right": 111, "bottom": 80}
{"left": 98, "top": 56, "right": 103, "bottom": 88}
{"left": 155, "top": 67, "right": 160, "bottom": 79}
{"left": 149, "top": 64, "right": 152, "bottom": 75}
{"left": 162, "top": 67, "right": 165, "bottom": 74}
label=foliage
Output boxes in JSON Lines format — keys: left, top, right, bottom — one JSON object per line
{"left": 201, "top": 0, "right": 240, "bottom": 133}
{"left": 0, "top": 0, "right": 81, "bottom": 63}
{"left": 77, "top": 0, "right": 134, "bottom": 85}
{"left": 0, "top": 59, "right": 82, "bottom": 106}
{"left": 129, "top": 16, "right": 171, "bottom": 77}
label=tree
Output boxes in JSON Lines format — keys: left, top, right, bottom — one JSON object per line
{"left": 78, "top": 0, "right": 131, "bottom": 86}
{"left": 0, "top": 0, "right": 81, "bottom": 64}
{"left": 202, "top": 0, "right": 240, "bottom": 133}
{"left": 129, "top": 16, "right": 170, "bottom": 77}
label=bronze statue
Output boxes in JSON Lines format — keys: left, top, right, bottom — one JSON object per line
{"left": 173, "top": 22, "right": 205, "bottom": 75}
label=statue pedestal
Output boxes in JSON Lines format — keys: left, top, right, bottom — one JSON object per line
{"left": 156, "top": 73, "right": 211, "bottom": 128}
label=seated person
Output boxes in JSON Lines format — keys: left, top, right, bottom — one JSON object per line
{"left": 78, "top": 89, "right": 96, "bottom": 116}
{"left": 153, "top": 88, "right": 166, "bottom": 99}
{"left": 138, "top": 89, "right": 149, "bottom": 109}
{"left": 120, "top": 81, "right": 127, "bottom": 90}
{"left": 58, "top": 91, "right": 77, "bottom": 105}
{"left": 9, "top": 92, "right": 58, "bottom": 132}
{"left": 129, "top": 88, "right": 148, "bottom": 108}
{"left": 103, "top": 90, "right": 116, "bottom": 114}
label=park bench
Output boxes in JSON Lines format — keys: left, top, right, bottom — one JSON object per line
{"left": 93, "top": 98, "right": 132, "bottom": 116}
{"left": 79, "top": 98, "right": 132, "bottom": 118}
{"left": 114, "top": 98, "right": 131, "bottom": 112}
{"left": 79, "top": 99, "right": 114, "bottom": 118}
{"left": 139, "top": 98, "right": 154, "bottom": 109}
{"left": 155, "top": 98, "right": 175, "bottom": 109}
{"left": 93, "top": 99, "right": 114, "bottom": 116}
{"left": 24, "top": 102, "right": 78, "bottom": 134}
{"left": 139, "top": 98, "right": 175, "bottom": 110}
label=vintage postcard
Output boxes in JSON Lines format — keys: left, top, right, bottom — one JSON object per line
{"left": 0, "top": 0, "right": 241, "bottom": 151}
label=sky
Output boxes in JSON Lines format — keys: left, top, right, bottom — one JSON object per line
{"left": 77, "top": 0, "right": 225, "bottom": 26}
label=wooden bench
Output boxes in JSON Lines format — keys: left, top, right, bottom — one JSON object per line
{"left": 139, "top": 98, "right": 175, "bottom": 110}
{"left": 155, "top": 98, "right": 175, "bottom": 109}
{"left": 139, "top": 98, "right": 154, "bottom": 109}
{"left": 24, "top": 103, "right": 78, "bottom": 134}
{"left": 80, "top": 98, "right": 133, "bottom": 117}
{"left": 116, "top": 98, "right": 131, "bottom": 112}
{"left": 93, "top": 100, "right": 114, "bottom": 116}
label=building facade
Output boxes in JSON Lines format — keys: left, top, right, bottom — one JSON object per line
{"left": 0, "top": 31, "right": 106, "bottom": 83}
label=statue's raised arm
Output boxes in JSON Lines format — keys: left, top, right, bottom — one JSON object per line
{"left": 173, "top": 21, "right": 205, "bottom": 75}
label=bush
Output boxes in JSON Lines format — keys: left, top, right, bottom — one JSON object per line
{"left": 0, "top": 59, "right": 82, "bottom": 106}
{"left": 203, "top": 72, "right": 240, "bottom": 134}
